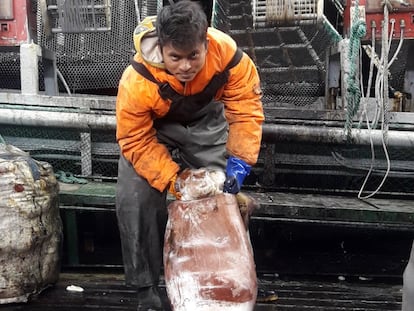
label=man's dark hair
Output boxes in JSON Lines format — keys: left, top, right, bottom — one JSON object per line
{"left": 157, "top": 0, "right": 208, "bottom": 51}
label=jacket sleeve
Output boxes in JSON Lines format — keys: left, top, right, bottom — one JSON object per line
{"left": 116, "top": 67, "right": 180, "bottom": 192}
{"left": 221, "top": 52, "right": 265, "bottom": 166}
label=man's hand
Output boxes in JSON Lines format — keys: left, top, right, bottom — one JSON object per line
{"left": 223, "top": 156, "right": 251, "bottom": 194}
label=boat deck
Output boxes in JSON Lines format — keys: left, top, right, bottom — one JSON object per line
{"left": 0, "top": 270, "right": 403, "bottom": 311}
{"left": 0, "top": 181, "right": 407, "bottom": 310}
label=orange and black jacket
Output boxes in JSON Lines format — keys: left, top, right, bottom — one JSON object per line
{"left": 116, "top": 25, "right": 264, "bottom": 193}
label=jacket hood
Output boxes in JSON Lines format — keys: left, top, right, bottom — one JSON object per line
{"left": 133, "top": 16, "right": 165, "bottom": 68}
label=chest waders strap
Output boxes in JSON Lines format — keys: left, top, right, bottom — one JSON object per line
{"left": 130, "top": 48, "right": 243, "bottom": 102}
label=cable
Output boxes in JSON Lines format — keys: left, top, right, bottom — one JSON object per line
{"left": 366, "top": 21, "right": 376, "bottom": 99}
{"left": 382, "top": 3, "right": 390, "bottom": 141}
{"left": 388, "top": 25, "right": 405, "bottom": 68}
{"left": 357, "top": 121, "right": 391, "bottom": 199}
{"left": 356, "top": 3, "right": 402, "bottom": 199}
{"left": 356, "top": 58, "right": 390, "bottom": 200}
{"left": 358, "top": 21, "right": 376, "bottom": 130}
{"left": 56, "top": 68, "right": 72, "bottom": 95}
{"left": 134, "top": 0, "right": 141, "bottom": 22}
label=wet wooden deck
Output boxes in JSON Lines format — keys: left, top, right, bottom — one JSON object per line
{"left": 7, "top": 181, "right": 398, "bottom": 310}
{"left": 0, "top": 271, "right": 402, "bottom": 311}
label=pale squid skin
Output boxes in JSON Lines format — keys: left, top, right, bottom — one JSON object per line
{"left": 164, "top": 168, "right": 257, "bottom": 311}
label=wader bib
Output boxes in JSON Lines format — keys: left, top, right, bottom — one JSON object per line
{"left": 116, "top": 49, "right": 243, "bottom": 288}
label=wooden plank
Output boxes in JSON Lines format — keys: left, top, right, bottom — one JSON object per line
{"left": 59, "top": 182, "right": 116, "bottom": 206}
{"left": 255, "top": 274, "right": 402, "bottom": 310}
{"left": 0, "top": 272, "right": 402, "bottom": 311}
{"left": 57, "top": 181, "right": 414, "bottom": 226}
{"left": 249, "top": 191, "right": 414, "bottom": 226}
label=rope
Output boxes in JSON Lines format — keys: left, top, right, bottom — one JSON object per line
{"left": 355, "top": 1, "right": 405, "bottom": 199}
{"left": 55, "top": 170, "right": 88, "bottom": 184}
{"left": 344, "top": 0, "right": 366, "bottom": 140}
{"left": 381, "top": 3, "right": 390, "bottom": 143}
{"left": 321, "top": 15, "right": 343, "bottom": 43}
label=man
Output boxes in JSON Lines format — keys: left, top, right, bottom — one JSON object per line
{"left": 115, "top": 1, "right": 264, "bottom": 309}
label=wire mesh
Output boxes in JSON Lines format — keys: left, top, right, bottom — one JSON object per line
{"left": 1, "top": 124, "right": 119, "bottom": 179}
{"left": 213, "top": 0, "right": 414, "bottom": 195}
{"left": 38, "top": 0, "right": 137, "bottom": 93}
{"left": 0, "top": 0, "right": 154, "bottom": 180}
{"left": 0, "top": 0, "right": 144, "bottom": 92}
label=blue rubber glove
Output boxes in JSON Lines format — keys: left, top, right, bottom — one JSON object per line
{"left": 223, "top": 156, "right": 251, "bottom": 194}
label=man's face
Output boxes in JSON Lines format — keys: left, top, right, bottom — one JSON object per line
{"left": 162, "top": 41, "right": 207, "bottom": 83}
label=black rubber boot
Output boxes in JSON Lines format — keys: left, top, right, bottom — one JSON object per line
{"left": 137, "top": 286, "right": 164, "bottom": 311}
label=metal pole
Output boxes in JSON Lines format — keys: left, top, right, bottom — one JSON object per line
{"left": 0, "top": 108, "right": 116, "bottom": 130}
{"left": 262, "top": 124, "right": 414, "bottom": 147}
{"left": 3, "top": 107, "right": 414, "bottom": 147}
